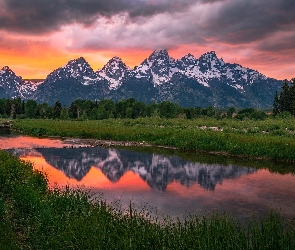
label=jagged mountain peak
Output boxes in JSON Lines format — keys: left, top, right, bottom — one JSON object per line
{"left": 70, "top": 56, "right": 87, "bottom": 64}
{"left": 65, "top": 57, "right": 92, "bottom": 71}
{"left": 0, "top": 65, "right": 39, "bottom": 99}
{"left": 148, "top": 49, "right": 170, "bottom": 63}
{"left": 1, "top": 66, "right": 11, "bottom": 72}
{"left": 200, "top": 51, "right": 218, "bottom": 59}
{"left": 0, "top": 66, "right": 20, "bottom": 80}
{"left": 151, "top": 49, "right": 169, "bottom": 56}
{"left": 182, "top": 53, "right": 196, "bottom": 59}
{"left": 133, "top": 49, "right": 173, "bottom": 86}
{"left": 109, "top": 56, "right": 123, "bottom": 62}
{"left": 180, "top": 53, "right": 198, "bottom": 64}
{"left": 0, "top": 66, "right": 17, "bottom": 77}
{"left": 97, "top": 56, "right": 132, "bottom": 90}
{"left": 102, "top": 56, "right": 131, "bottom": 71}
{"left": 44, "top": 56, "right": 99, "bottom": 86}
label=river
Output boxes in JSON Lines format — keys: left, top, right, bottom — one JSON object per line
{"left": 1, "top": 128, "right": 295, "bottom": 222}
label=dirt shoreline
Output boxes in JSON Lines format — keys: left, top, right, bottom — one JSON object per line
{"left": 60, "top": 137, "right": 276, "bottom": 161}
{"left": 62, "top": 137, "right": 178, "bottom": 150}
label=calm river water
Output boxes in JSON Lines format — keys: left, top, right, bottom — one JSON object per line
{"left": 1, "top": 128, "right": 295, "bottom": 222}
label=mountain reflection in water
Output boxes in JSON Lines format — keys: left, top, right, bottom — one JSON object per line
{"left": 10, "top": 147, "right": 256, "bottom": 192}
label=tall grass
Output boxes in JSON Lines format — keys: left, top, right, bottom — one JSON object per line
{"left": 11, "top": 117, "right": 295, "bottom": 161}
{"left": 1, "top": 151, "right": 295, "bottom": 249}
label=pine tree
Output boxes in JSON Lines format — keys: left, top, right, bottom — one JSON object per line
{"left": 53, "top": 101, "right": 62, "bottom": 119}
{"left": 288, "top": 79, "right": 295, "bottom": 115}
{"left": 279, "top": 80, "right": 290, "bottom": 113}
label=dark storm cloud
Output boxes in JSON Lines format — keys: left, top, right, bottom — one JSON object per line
{"left": 257, "top": 32, "right": 295, "bottom": 53}
{"left": 0, "top": 0, "right": 294, "bottom": 51}
{"left": 0, "top": 0, "right": 198, "bottom": 34}
{"left": 200, "top": 0, "right": 295, "bottom": 44}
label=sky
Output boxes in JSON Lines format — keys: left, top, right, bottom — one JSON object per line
{"left": 0, "top": 0, "right": 294, "bottom": 80}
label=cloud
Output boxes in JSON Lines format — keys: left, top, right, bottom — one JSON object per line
{"left": 256, "top": 31, "right": 295, "bottom": 53}
{"left": 0, "top": 0, "right": 199, "bottom": 34}
{"left": 1, "top": 0, "right": 294, "bottom": 54}
{"left": 39, "top": 0, "right": 293, "bottom": 52}
{"left": 198, "top": 0, "right": 295, "bottom": 44}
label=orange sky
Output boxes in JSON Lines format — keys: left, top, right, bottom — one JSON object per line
{"left": 1, "top": 44, "right": 293, "bottom": 80}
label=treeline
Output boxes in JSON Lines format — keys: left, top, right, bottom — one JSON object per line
{"left": 0, "top": 97, "right": 269, "bottom": 120}
{"left": 273, "top": 79, "right": 295, "bottom": 116}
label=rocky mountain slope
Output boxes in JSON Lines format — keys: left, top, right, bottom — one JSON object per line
{"left": 0, "top": 66, "right": 41, "bottom": 99}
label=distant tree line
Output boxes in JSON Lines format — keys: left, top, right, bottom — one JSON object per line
{"left": 0, "top": 97, "right": 270, "bottom": 120}
{"left": 273, "top": 79, "right": 295, "bottom": 116}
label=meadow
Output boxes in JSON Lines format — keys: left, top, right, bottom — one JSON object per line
{"left": 10, "top": 117, "right": 295, "bottom": 161}
{"left": 1, "top": 151, "right": 295, "bottom": 249}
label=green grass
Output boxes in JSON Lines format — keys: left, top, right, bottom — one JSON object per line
{"left": 1, "top": 150, "right": 295, "bottom": 249}
{"left": 11, "top": 117, "right": 295, "bottom": 161}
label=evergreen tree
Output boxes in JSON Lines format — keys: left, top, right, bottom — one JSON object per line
{"left": 11, "top": 98, "right": 22, "bottom": 116}
{"left": 288, "top": 79, "right": 295, "bottom": 115}
{"left": 132, "top": 101, "right": 146, "bottom": 118}
{"left": 25, "top": 100, "right": 38, "bottom": 118}
{"left": 69, "top": 102, "right": 79, "bottom": 119}
{"left": 273, "top": 91, "right": 280, "bottom": 116}
{"left": 279, "top": 80, "right": 290, "bottom": 113}
{"left": 38, "top": 103, "right": 52, "bottom": 118}
{"left": 52, "top": 101, "right": 62, "bottom": 119}
{"left": 60, "top": 106, "right": 69, "bottom": 120}
{"left": 21, "top": 100, "right": 25, "bottom": 115}
{"left": 0, "top": 99, "right": 5, "bottom": 116}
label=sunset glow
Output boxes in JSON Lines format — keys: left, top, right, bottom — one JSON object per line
{"left": 0, "top": 0, "right": 294, "bottom": 80}
{"left": 21, "top": 155, "right": 150, "bottom": 191}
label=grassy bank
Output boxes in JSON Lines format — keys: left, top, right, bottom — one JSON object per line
{"left": 11, "top": 117, "right": 295, "bottom": 161}
{"left": 1, "top": 151, "right": 295, "bottom": 249}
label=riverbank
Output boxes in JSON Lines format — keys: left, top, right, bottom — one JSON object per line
{"left": 10, "top": 117, "right": 295, "bottom": 161}
{"left": 1, "top": 150, "right": 294, "bottom": 249}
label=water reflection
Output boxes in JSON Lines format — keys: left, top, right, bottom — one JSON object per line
{"left": 10, "top": 147, "right": 256, "bottom": 192}
{"left": 3, "top": 131, "right": 295, "bottom": 222}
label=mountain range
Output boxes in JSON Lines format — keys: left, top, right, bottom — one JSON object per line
{"left": 0, "top": 50, "right": 283, "bottom": 107}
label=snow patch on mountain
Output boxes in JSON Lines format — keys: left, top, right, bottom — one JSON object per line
{"left": 0, "top": 66, "right": 41, "bottom": 99}
{"left": 35, "top": 50, "right": 271, "bottom": 93}
{"left": 46, "top": 57, "right": 102, "bottom": 85}
{"left": 0, "top": 49, "right": 278, "bottom": 105}
{"left": 130, "top": 49, "right": 267, "bottom": 90}
{"left": 97, "top": 57, "right": 132, "bottom": 90}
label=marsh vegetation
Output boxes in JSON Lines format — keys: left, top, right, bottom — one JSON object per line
{"left": 10, "top": 117, "right": 295, "bottom": 161}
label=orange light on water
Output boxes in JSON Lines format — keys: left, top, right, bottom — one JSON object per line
{"left": 1, "top": 136, "right": 70, "bottom": 150}
{"left": 20, "top": 155, "right": 150, "bottom": 191}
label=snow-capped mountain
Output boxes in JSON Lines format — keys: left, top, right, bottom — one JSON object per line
{"left": 32, "top": 57, "right": 110, "bottom": 104}
{"left": 46, "top": 57, "right": 101, "bottom": 85}
{"left": 132, "top": 50, "right": 268, "bottom": 92}
{"left": 134, "top": 49, "right": 177, "bottom": 86}
{"left": 0, "top": 66, "right": 40, "bottom": 99}
{"left": 0, "top": 49, "right": 284, "bottom": 107}
{"left": 97, "top": 56, "right": 132, "bottom": 90}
